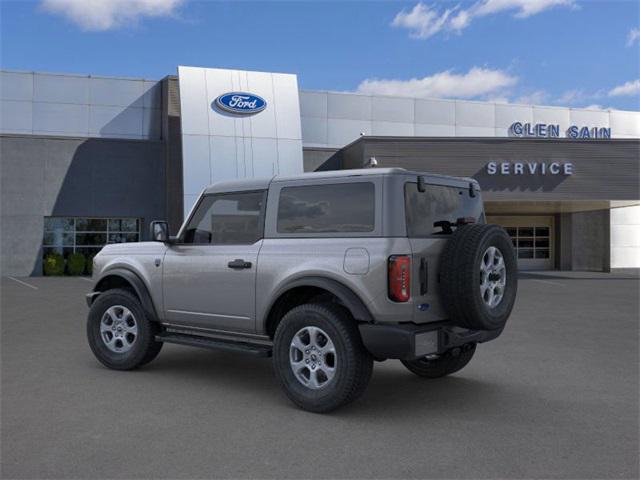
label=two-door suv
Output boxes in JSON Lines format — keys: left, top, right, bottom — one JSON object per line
{"left": 86, "top": 168, "right": 517, "bottom": 412}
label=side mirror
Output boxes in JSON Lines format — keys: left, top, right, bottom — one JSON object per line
{"left": 150, "top": 220, "right": 170, "bottom": 243}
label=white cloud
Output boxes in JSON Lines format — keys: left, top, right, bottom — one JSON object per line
{"left": 627, "top": 28, "right": 640, "bottom": 47}
{"left": 515, "top": 90, "right": 548, "bottom": 105}
{"left": 583, "top": 104, "right": 605, "bottom": 110}
{"left": 608, "top": 79, "right": 640, "bottom": 97}
{"left": 40, "top": 0, "right": 184, "bottom": 31}
{"left": 356, "top": 67, "right": 518, "bottom": 99}
{"left": 391, "top": 3, "right": 457, "bottom": 39}
{"left": 392, "top": 0, "right": 576, "bottom": 39}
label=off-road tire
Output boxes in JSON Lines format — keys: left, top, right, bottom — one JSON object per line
{"left": 273, "top": 303, "right": 373, "bottom": 413}
{"left": 87, "top": 288, "right": 163, "bottom": 370}
{"left": 401, "top": 344, "right": 476, "bottom": 378}
{"left": 440, "top": 224, "right": 517, "bottom": 331}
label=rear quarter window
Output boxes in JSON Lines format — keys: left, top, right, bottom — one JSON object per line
{"left": 405, "top": 182, "right": 483, "bottom": 237}
{"left": 277, "top": 182, "right": 375, "bottom": 234}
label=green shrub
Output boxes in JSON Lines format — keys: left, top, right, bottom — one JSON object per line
{"left": 43, "top": 253, "right": 65, "bottom": 276}
{"left": 86, "top": 253, "right": 96, "bottom": 275}
{"left": 67, "top": 252, "right": 86, "bottom": 276}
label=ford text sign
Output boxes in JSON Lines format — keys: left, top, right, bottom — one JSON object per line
{"left": 214, "top": 92, "right": 266, "bottom": 115}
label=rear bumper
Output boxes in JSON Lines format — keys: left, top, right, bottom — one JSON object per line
{"left": 359, "top": 322, "right": 503, "bottom": 361}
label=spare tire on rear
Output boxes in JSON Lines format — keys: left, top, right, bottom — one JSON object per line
{"left": 439, "top": 224, "right": 517, "bottom": 331}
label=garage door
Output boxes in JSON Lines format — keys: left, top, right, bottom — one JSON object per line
{"left": 486, "top": 216, "right": 554, "bottom": 270}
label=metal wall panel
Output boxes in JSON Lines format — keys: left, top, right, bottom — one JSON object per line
{"left": 0, "top": 100, "right": 32, "bottom": 133}
{"left": 327, "top": 93, "right": 371, "bottom": 120}
{"left": 274, "top": 73, "right": 302, "bottom": 140}
{"left": 89, "top": 105, "right": 143, "bottom": 137}
{"left": 414, "top": 123, "right": 455, "bottom": 136}
{"left": 299, "top": 91, "right": 327, "bottom": 118}
{"left": 327, "top": 118, "right": 371, "bottom": 146}
{"left": 570, "top": 109, "right": 609, "bottom": 128}
{"left": 301, "top": 116, "right": 328, "bottom": 145}
{"left": 34, "top": 73, "right": 89, "bottom": 104}
{"left": 610, "top": 110, "right": 640, "bottom": 137}
{"left": 532, "top": 106, "right": 571, "bottom": 132}
{"left": 90, "top": 78, "right": 145, "bottom": 107}
{"left": 495, "top": 104, "right": 534, "bottom": 128}
{"left": 1, "top": 70, "right": 161, "bottom": 140}
{"left": 414, "top": 98, "right": 455, "bottom": 125}
{"left": 371, "top": 121, "right": 414, "bottom": 136}
{"left": 372, "top": 96, "right": 414, "bottom": 123}
{"left": 1, "top": 71, "right": 33, "bottom": 101}
{"left": 182, "top": 135, "right": 211, "bottom": 195}
{"left": 33, "top": 102, "right": 89, "bottom": 136}
{"left": 455, "top": 101, "right": 495, "bottom": 127}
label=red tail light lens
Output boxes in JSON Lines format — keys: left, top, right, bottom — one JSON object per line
{"left": 388, "top": 255, "right": 411, "bottom": 302}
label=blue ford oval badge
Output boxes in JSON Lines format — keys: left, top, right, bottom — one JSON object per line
{"left": 214, "top": 92, "right": 267, "bottom": 115}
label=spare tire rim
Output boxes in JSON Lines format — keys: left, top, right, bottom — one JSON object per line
{"left": 480, "top": 246, "right": 507, "bottom": 308}
{"left": 289, "top": 326, "right": 337, "bottom": 390}
{"left": 100, "top": 305, "right": 138, "bottom": 353}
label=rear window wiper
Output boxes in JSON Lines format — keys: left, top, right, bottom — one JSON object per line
{"left": 434, "top": 217, "right": 476, "bottom": 234}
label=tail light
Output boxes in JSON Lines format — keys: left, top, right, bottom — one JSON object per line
{"left": 388, "top": 255, "right": 411, "bottom": 302}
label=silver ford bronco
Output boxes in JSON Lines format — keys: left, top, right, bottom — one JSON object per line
{"left": 86, "top": 168, "right": 517, "bottom": 412}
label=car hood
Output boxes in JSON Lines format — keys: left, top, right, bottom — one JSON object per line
{"left": 98, "top": 242, "right": 168, "bottom": 256}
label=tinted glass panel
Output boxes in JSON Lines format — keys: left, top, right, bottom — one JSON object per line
{"left": 109, "top": 218, "right": 139, "bottom": 232}
{"left": 277, "top": 183, "right": 374, "bottom": 234}
{"left": 405, "top": 183, "right": 483, "bottom": 237}
{"left": 76, "top": 218, "right": 108, "bottom": 231}
{"left": 518, "top": 227, "right": 534, "bottom": 237}
{"left": 183, "top": 192, "right": 265, "bottom": 245}
{"left": 535, "top": 227, "right": 549, "bottom": 237}
{"left": 44, "top": 217, "right": 74, "bottom": 231}
{"left": 518, "top": 249, "right": 534, "bottom": 259}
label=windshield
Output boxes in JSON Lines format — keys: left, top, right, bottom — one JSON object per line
{"left": 404, "top": 182, "right": 484, "bottom": 237}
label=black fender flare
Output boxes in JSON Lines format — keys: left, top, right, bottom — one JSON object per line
{"left": 266, "top": 276, "right": 373, "bottom": 324}
{"left": 92, "top": 268, "right": 160, "bottom": 322}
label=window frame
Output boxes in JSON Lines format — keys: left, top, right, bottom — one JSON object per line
{"left": 265, "top": 178, "right": 382, "bottom": 239}
{"left": 42, "top": 216, "right": 141, "bottom": 257}
{"left": 177, "top": 189, "right": 268, "bottom": 246}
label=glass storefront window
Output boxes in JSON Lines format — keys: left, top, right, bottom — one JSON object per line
{"left": 43, "top": 217, "right": 141, "bottom": 262}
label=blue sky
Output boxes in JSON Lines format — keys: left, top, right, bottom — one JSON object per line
{"left": 1, "top": 0, "right": 639, "bottom": 110}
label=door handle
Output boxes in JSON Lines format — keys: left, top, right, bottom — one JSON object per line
{"left": 227, "top": 259, "right": 252, "bottom": 269}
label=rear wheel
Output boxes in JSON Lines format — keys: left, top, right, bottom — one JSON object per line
{"left": 401, "top": 344, "right": 476, "bottom": 378}
{"left": 87, "top": 288, "right": 163, "bottom": 370}
{"left": 273, "top": 303, "right": 373, "bottom": 413}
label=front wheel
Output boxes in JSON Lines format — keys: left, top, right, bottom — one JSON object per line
{"left": 401, "top": 344, "right": 476, "bottom": 378}
{"left": 273, "top": 303, "right": 373, "bottom": 413}
{"left": 87, "top": 288, "right": 163, "bottom": 370}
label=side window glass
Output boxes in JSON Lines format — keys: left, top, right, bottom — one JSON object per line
{"left": 182, "top": 191, "right": 265, "bottom": 245}
{"left": 277, "top": 182, "right": 375, "bottom": 234}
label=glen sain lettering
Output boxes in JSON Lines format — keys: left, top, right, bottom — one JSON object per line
{"left": 487, "top": 162, "right": 574, "bottom": 175}
{"left": 510, "top": 122, "right": 611, "bottom": 139}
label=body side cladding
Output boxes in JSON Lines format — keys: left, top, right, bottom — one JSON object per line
{"left": 88, "top": 268, "right": 160, "bottom": 322}
{"left": 262, "top": 276, "right": 374, "bottom": 333}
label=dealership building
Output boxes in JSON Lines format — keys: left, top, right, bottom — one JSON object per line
{"left": 1, "top": 66, "right": 639, "bottom": 276}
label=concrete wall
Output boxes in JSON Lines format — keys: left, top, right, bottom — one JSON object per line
{"left": 1, "top": 70, "right": 162, "bottom": 141}
{"left": 571, "top": 210, "right": 611, "bottom": 271}
{"left": 0, "top": 135, "right": 166, "bottom": 276}
{"left": 611, "top": 205, "right": 640, "bottom": 268}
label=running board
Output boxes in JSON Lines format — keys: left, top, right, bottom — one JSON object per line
{"left": 156, "top": 332, "right": 272, "bottom": 357}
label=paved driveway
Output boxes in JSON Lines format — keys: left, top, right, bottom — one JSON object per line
{"left": 1, "top": 272, "right": 638, "bottom": 479}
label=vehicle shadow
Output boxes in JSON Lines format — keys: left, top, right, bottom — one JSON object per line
{"left": 138, "top": 346, "right": 517, "bottom": 417}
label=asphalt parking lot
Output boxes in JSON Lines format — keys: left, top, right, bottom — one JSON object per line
{"left": 1, "top": 271, "right": 638, "bottom": 479}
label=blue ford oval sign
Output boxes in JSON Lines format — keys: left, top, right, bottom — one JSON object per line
{"left": 214, "top": 92, "right": 266, "bottom": 115}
